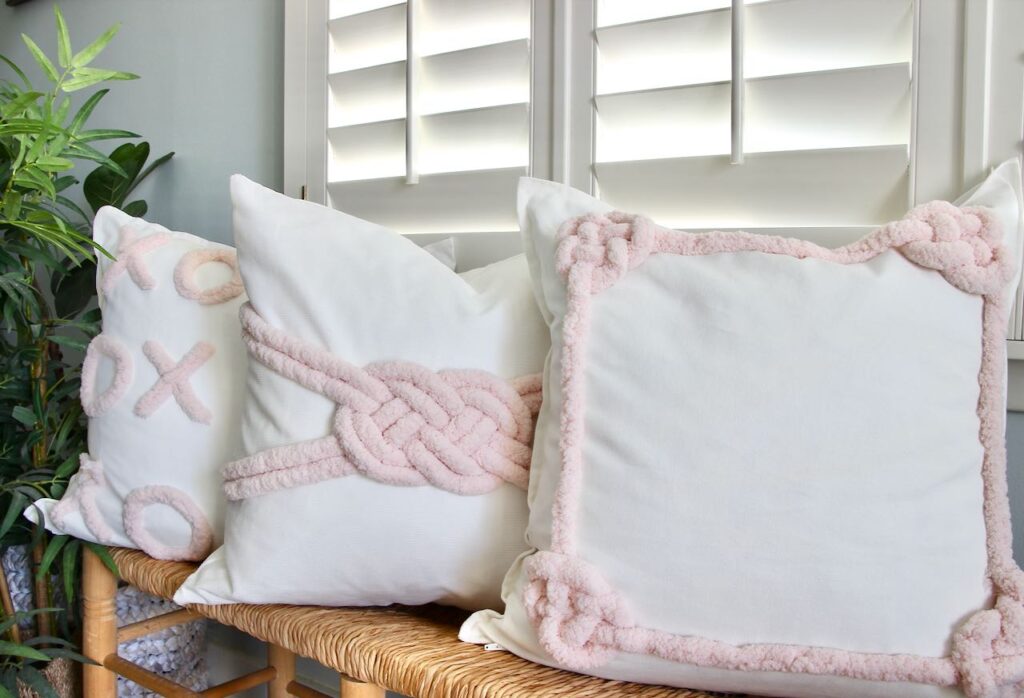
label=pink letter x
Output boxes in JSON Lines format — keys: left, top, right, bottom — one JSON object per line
{"left": 101, "top": 226, "right": 171, "bottom": 296}
{"left": 134, "top": 341, "right": 216, "bottom": 424}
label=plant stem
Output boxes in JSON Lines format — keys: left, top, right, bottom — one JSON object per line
{"left": 0, "top": 560, "right": 22, "bottom": 644}
{"left": 31, "top": 542, "right": 51, "bottom": 639}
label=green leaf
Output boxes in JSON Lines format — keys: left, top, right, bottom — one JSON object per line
{"left": 0, "top": 53, "right": 32, "bottom": 89}
{"left": 46, "top": 335, "right": 88, "bottom": 352}
{"left": 73, "top": 128, "right": 139, "bottom": 143}
{"left": 126, "top": 150, "right": 173, "bottom": 199}
{"left": 20, "top": 35, "right": 59, "bottom": 84}
{"left": 63, "top": 67, "right": 138, "bottom": 92}
{"left": 11, "top": 406, "right": 36, "bottom": 427}
{"left": 61, "top": 540, "right": 78, "bottom": 612}
{"left": 121, "top": 200, "right": 147, "bottom": 217}
{"left": 52, "top": 263, "right": 96, "bottom": 318}
{"left": 15, "top": 666, "right": 59, "bottom": 698}
{"left": 83, "top": 543, "right": 118, "bottom": 576}
{"left": 83, "top": 141, "right": 148, "bottom": 212}
{"left": 0, "top": 491, "right": 27, "bottom": 541}
{"left": 54, "top": 6, "right": 72, "bottom": 69}
{"left": 71, "top": 23, "right": 119, "bottom": 69}
{"left": 0, "top": 642, "right": 49, "bottom": 662}
{"left": 33, "top": 156, "right": 74, "bottom": 173}
{"left": 67, "top": 88, "right": 106, "bottom": 134}
{"left": 35, "top": 535, "right": 68, "bottom": 579}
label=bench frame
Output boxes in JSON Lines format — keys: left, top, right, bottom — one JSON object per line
{"left": 81, "top": 549, "right": 385, "bottom": 698}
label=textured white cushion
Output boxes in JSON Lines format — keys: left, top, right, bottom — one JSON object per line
{"left": 461, "top": 161, "right": 1024, "bottom": 698}
{"left": 29, "top": 207, "right": 248, "bottom": 560}
{"left": 175, "top": 176, "right": 549, "bottom": 610}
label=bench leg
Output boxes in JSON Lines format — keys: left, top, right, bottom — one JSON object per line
{"left": 82, "top": 548, "right": 118, "bottom": 698}
{"left": 340, "top": 675, "right": 385, "bottom": 698}
{"left": 268, "top": 642, "right": 296, "bottom": 698}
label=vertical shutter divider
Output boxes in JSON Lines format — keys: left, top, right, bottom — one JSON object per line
{"left": 405, "top": 0, "right": 420, "bottom": 185}
{"left": 730, "top": 0, "right": 745, "bottom": 165}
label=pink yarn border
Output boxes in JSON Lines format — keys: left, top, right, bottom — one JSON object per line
{"left": 524, "top": 203, "right": 1024, "bottom": 697}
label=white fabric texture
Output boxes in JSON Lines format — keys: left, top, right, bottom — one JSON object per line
{"left": 461, "top": 162, "right": 1024, "bottom": 697}
{"left": 28, "top": 207, "right": 247, "bottom": 559}
{"left": 175, "top": 176, "right": 549, "bottom": 610}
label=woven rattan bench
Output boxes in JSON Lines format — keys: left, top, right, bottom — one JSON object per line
{"left": 80, "top": 548, "right": 721, "bottom": 697}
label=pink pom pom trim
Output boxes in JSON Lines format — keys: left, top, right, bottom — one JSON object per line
{"left": 80, "top": 334, "right": 134, "bottom": 417}
{"left": 122, "top": 485, "right": 213, "bottom": 561}
{"left": 173, "top": 248, "right": 245, "bottom": 305}
{"left": 100, "top": 226, "right": 171, "bottom": 297}
{"left": 133, "top": 340, "right": 216, "bottom": 424}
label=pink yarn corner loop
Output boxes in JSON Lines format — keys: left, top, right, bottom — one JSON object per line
{"left": 555, "top": 212, "right": 660, "bottom": 293}
{"left": 122, "top": 485, "right": 213, "bottom": 561}
{"left": 224, "top": 304, "right": 543, "bottom": 498}
{"left": 899, "top": 202, "right": 1012, "bottom": 297}
{"left": 524, "top": 551, "right": 631, "bottom": 670}
{"left": 173, "top": 247, "right": 245, "bottom": 305}
{"left": 80, "top": 334, "right": 134, "bottom": 418}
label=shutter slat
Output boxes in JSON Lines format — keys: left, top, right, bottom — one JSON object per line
{"left": 419, "top": 0, "right": 529, "bottom": 56}
{"left": 329, "top": 2, "right": 406, "bottom": 73}
{"left": 329, "top": 61, "right": 405, "bottom": 128}
{"left": 329, "top": 104, "right": 528, "bottom": 182}
{"left": 420, "top": 39, "right": 530, "bottom": 115}
{"left": 596, "top": 0, "right": 912, "bottom": 94}
{"left": 597, "top": 62, "right": 911, "bottom": 162}
{"left": 595, "top": 146, "right": 910, "bottom": 228}
{"left": 330, "top": 0, "right": 403, "bottom": 21}
{"left": 328, "top": 167, "right": 525, "bottom": 234}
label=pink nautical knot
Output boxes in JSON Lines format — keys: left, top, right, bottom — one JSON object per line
{"left": 49, "top": 455, "right": 116, "bottom": 544}
{"left": 555, "top": 212, "right": 659, "bottom": 293}
{"left": 80, "top": 333, "right": 134, "bottom": 417}
{"left": 100, "top": 225, "right": 171, "bottom": 296}
{"left": 524, "top": 551, "right": 633, "bottom": 671}
{"left": 134, "top": 340, "right": 216, "bottom": 424}
{"left": 221, "top": 303, "right": 543, "bottom": 500}
{"left": 952, "top": 575, "right": 1024, "bottom": 698}
{"left": 173, "top": 248, "right": 245, "bottom": 305}
{"left": 894, "top": 202, "right": 1011, "bottom": 297}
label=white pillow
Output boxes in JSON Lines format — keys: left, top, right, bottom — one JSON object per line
{"left": 174, "top": 176, "right": 549, "bottom": 610}
{"left": 461, "top": 161, "right": 1024, "bottom": 698}
{"left": 29, "top": 208, "right": 248, "bottom": 560}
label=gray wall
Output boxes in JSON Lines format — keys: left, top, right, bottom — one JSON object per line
{"left": 0, "top": 0, "right": 283, "bottom": 243}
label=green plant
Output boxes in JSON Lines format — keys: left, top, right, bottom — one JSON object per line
{"left": 0, "top": 7, "right": 171, "bottom": 695}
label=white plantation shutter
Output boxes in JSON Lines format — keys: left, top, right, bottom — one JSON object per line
{"left": 590, "top": 0, "right": 914, "bottom": 245}
{"left": 287, "top": 0, "right": 1024, "bottom": 378}
{"left": 324, "top": 0, "right": 531, "bottom": 234}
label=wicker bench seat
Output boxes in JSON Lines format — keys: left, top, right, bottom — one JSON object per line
{"left": 81, "top": 548, "right": 721, "bottom": 697}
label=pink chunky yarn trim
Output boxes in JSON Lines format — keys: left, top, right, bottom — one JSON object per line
{"left": 222, "top": 303, "right": 543, "bottom": 499}
{"left": 80, "top": 334, "right": 133, "bottom": 417}
{"left": 133, "top": 340, "right": 216, "bottom": 424}
{"left": 123, "top": 485, "right": 213, "bottom": 561}
{"left": 173, "top": 248, "right": 245, "bottom": 305}
{"left": 100, "top": 226, "right": 170, "bottom": 297}
{"left": 524, "top": 202, "right": 1024, "bottom": 697}
{"left": 50, "top": 455, "right": 116, "bottom": 543}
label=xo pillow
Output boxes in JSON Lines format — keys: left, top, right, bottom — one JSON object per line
{"left": 175, "top": 176, "right": 549, "bottom": 610}
{"left": 30, "top": 207, "right": 248, "bottom": 560}
{"left": 462, "top": 161, "right": 1024, "bottom": 698}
